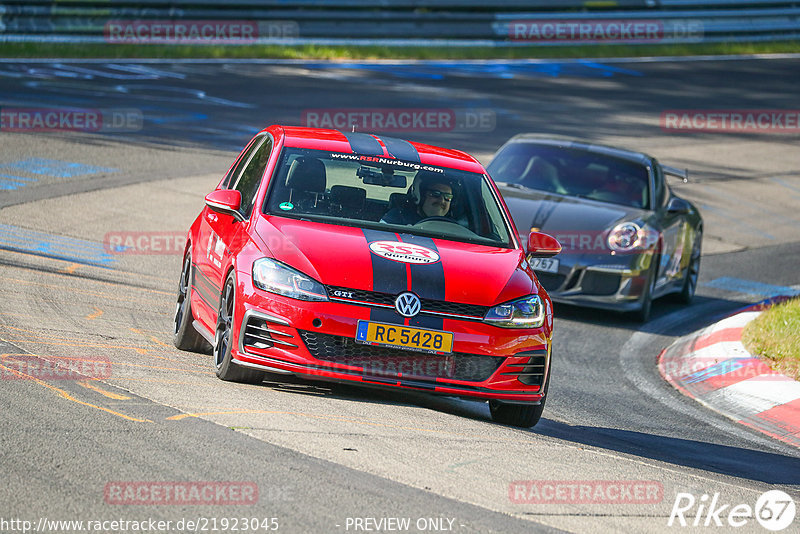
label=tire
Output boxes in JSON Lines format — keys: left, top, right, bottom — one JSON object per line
{"left": 489, "top": 373, "right": 550, "bottom": 428}
{"left": 214, "top": 271, "right": 266, "bottom": 384}
{"left": 173, "top": 247, "right": 212, "bottom": 353}
{"left": 631, "top": 258, "right": 657, "bottom": 323}
{"left": 676, "top": 228, "right": 702, "bottom": 305}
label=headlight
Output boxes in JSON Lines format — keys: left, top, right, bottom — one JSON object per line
{"left": 484, "top": 295, "right": 545, "bottom": 329}
{"left": 252, "top": 258, "right": 328, "bottom": 301}
{"left": 607, "top": 222, "right": 659, "bottom": 252}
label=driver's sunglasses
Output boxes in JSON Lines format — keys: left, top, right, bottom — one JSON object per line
{"left": 426, "top": 189, "right": 454, "bottom": 201}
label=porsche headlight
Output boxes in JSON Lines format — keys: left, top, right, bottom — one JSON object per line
{"left": 252, "top": 258, "right": 328, "bottom": 301}
{"left": 607, "top": 222, "right": 659, "bottom": 252}
{"left": 484, "top": 295, "right": 545, "bottom": 329}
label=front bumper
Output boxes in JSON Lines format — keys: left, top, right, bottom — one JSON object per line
{"left": 534, "top": 250, "right": 654, "bottom": 312}
{"left": 230, "top": 284, "right": 552, "bottom": 404}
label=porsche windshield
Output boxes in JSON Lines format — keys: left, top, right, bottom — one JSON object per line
{"left": 264, "top": 148, "right": 515, "bottom": 247}
{"left": 488, "top": 144, "right": 651, "bottom": 210}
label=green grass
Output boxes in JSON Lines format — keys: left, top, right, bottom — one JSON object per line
{"left": 742, "top": 298, "right": 800, "bottom": 380}
{"left": 2, "top": 40, "right": 800, "bottom": 60}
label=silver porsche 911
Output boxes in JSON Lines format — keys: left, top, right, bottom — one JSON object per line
{"left": 487, "top": 135, "right": 703, "bottom": 322}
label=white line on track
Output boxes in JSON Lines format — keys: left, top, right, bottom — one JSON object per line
{"left": 618, "top": 304, "right": 800, "bottom": 459}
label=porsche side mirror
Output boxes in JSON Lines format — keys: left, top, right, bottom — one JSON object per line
{"left": 205, "top": 190, "right": 244, "bottom": 221}
{"left": 527, "top": 231, "right": 561, "bottom": 258}
{"left": 666, "top": 197, "right": 691, "bottom": 215}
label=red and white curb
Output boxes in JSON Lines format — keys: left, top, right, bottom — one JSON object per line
{"left": 658, "top": 299, "right": 800, "bottom": 448}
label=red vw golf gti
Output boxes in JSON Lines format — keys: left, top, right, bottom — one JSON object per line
{"left": 174, "top": 125, "right": 560, "bottom": 427}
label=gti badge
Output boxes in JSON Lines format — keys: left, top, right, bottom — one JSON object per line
{"left": 395, "top": 292, "right": 421, "bottom": 318}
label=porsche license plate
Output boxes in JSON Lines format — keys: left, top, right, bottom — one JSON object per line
{"left": 531, "top": 257, "right": 560, "bottom": 274}
{"left": 355, "top": 321, "right": 453, "bottom": 354}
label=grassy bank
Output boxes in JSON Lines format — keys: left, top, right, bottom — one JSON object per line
{"left": 2, "top": 40, "right": 800, "bottom": 60}
{"left": 742, "top": 298, "right": 800, "bottom": 380}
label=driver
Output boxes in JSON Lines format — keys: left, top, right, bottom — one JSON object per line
{"left": 381, "top": 172, "right": 455, "bottom": 225}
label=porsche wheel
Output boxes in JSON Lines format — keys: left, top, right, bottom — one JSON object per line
{"left": 632, "top": 257, "right": 658, "bottom": 323}
{"left": 677, "top": 228, "right": 702, "bottom": 305}
{"left": 173, "top": 247, "right": 211, "bottom": 352}
{"left": 214, "top": 272, "right": 265, "bottom": 384}
{"left": 634, "top": 282, "right": 653, "bottom": 323}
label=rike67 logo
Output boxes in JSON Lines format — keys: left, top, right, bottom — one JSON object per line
{"left": 669, "top": 490, "right": 796, "bottom": 531}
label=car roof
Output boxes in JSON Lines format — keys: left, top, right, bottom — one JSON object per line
{"left": 502, "top": 134, "right": 653, "bottom": 167}
{"left": 273, "top": 125, "right": 486, "bottom": 174}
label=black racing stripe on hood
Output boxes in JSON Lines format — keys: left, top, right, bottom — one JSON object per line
{"left": 380, "top": 136, "right": 420, "bottom": 163}
{"left": 362, "top": 228, "right": 407, "bottom": 324}
{"left": 529, "top": 197, "right": 561, "bottom": 231}
{"left": 340, "top": 131, "right": 384, "bottom": 156}
{"left": 398, "top": 234, "right": 444, "bottom": 330}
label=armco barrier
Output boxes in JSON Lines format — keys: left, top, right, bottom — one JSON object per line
{"left": 0, "top": 1, "right": 799, "bottom": 46}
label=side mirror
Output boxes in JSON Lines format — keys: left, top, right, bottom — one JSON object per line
{"left": 527, "top": 231, "right": 561, "bottom": 258}
{"left": 666, "top": 197, "right": 691, "bottom": 215}
{"left": 205, "top": 190, "right": 244, "bottom": 221}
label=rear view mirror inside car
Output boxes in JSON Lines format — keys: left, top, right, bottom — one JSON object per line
{"left": 357, "top": 165, "right": 408, "bottom": 188}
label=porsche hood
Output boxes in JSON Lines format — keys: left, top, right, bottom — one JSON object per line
{"left": 500, "top": 188, "right": 646, "bottom": 251}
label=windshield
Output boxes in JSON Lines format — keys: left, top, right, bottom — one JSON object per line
{"left": 487, "top": 143, "right": 651, "bottom": 210}
{"left": 263, "top": 147, "right": 515, "bottom": 247}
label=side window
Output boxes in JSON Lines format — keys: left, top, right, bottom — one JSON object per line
{"left": 222, "top": 136, "right": 262, "bottom": 189}
{"left": 232, "top": 137, "right": 273, "bottom": 219}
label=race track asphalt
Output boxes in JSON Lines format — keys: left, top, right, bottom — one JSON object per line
{"left": 0, "top": 56, "right": 798, "bottom": 533}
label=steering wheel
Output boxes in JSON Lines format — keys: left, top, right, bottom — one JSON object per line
{"left": 414, "top": 216, "right": 457, "bottom": 225}
{"left": 414, "top": 216, "right": 480, "bottom": 238}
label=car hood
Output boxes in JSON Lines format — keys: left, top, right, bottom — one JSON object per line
{"left": 253, "top": 216, "right": 532, "bottom": 306}
{"left": 499, "top": 187, "right": 646, "bottom": 250}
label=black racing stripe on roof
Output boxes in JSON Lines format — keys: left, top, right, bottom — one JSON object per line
{"left": 340, "top": 131, "right": 384, "bottom": 156}
{"left": 379, "top": 136, "right": 420, "bottom": 163}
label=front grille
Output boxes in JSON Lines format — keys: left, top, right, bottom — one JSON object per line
{"left": 581, "top": 271, "right": 621, "bottom": 296}
{"left": 500, "top": 350, "right": 547, "bottom": 386}
{"left": 327, "top": 286, "right": 489, "bottom": 319}
{"left": 535, "top": 273, "right": 565, "bottom": 292}
{"left": 298, "top": 330, "right": 503, "bottom": 382}
{"left": 328, "top": 287, "right": 394, "bottom": 306}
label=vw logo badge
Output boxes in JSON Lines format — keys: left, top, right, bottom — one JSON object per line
{"left": 395, "top": 292, "right": 421, "bottom": 318}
